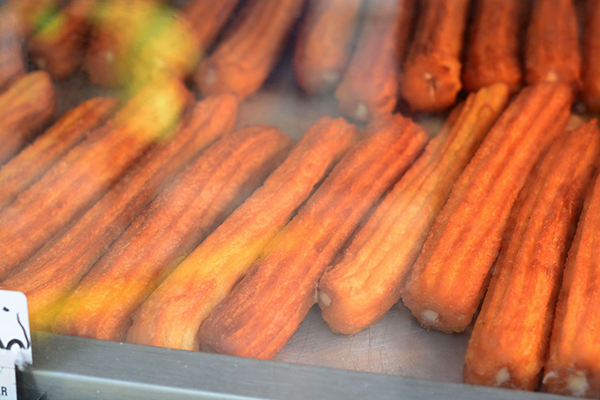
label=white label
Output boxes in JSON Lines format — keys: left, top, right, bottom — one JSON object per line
{"left": 0, "top": 290, "right": 32, "bottom": 370}
{"left": 0, "top": 365, "right": 16, "bottom": 400}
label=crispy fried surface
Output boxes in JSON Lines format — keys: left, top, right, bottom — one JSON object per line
{"left": 401, "top": 83, "right": 573, "bottom": 334}
{"left": 464, "top": 121, "right": 600, "bottom": 391}
{"left": 52, "top": 124, "right": 293, "bottom": 341}
{"left": 319, "top": 83, "right": 509, "bottom": 335}
{"left": 0, "top": 97, "right": 118, "bottom": 210}
{"left": 197, "top": 113, "right": 428, "bottom": 360}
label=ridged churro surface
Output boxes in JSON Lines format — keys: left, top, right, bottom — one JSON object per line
{"left": 582, "top": 0, "right": 600, "bottom": 112}
{"left": 464, "top": 121, "right": 600, "bottom": 391}
{"left": 195, "top": 0, "right": 305, "bottom": 101}
{"left": 0, "top": 79, "right": 188, "bottom": 281}
{"left": 293, "top": 0, "right": 363, "bottom": 96}
{"left": 0, "top": 71, "right": 56, "bottom": 165}
{"left": 525, "top": 0, "right": 581, "bottom": 92}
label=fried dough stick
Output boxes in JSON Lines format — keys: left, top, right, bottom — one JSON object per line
{"left": 581, "top": 0, "right": 600, "bottom": 112}
{"left": 194, "top": 0, "right": 306, "bottom": 101}
{"left": 0, "top": 97, "right": 117, "bottom": 210}
{"left": 198, "top": 114, "right": 429, "bottom": 360}
{"left": 0, "top": 7, "right": 26, "bottom": 93}
{"left": 0, "top": 71, "right": 56, "bottom": 165}
{"left": 127, "top": 117, "right": 358, "bottom": 351}
{"left": 462, "top": 0, "right": 525, "bottom": 93}
{"left": 401, "top": 0, "right": 470, "bottom": 113}
{"left": 464, "top": 121, "right": 600, "bottom": 391}
{"left": 525, "top": 0, "right": 581, "bottom": 93}
{"left": 293, "top": 0, "right": 363, "bottom": 96}
{"left": 52, "top": 125, "right": 294, "bottom": 341}
{"left": 179, "top": 0, "right": 241, "bottom": 54}
{"left": 28, "top": 0, "right": 97, "bottom": 80}
{"left": 334, "top": 0, "right": 413, "bottom": 122}
{"left": 0, "top": 79, "right": 189, "bottom": 281}
{"left": 541, "top": 159, "right": 600, "bottom": 398}
{"left": 1, "top": 95, "right": 238, "bottom": 331}
{"left": 319, "top": 83, "right": 510, "bottom": 335}
{"left": 401, "top": 82, "right": 573, "bottom": 334}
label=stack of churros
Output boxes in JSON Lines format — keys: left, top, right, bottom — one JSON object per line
{"left": 0, "top": 97, "right": 117, "bottom": 210}
{"left": 319, "top": 83, "right": 509, "bottom": 335}
{"left": 198, "top": 113, "right": 428, "bottom": 360}
{"left": 464, "top": 121, "right": 600, "bottom": 391}
{"left": 0, "top": 79, "right": 188, "bottom": 281}
{"left": 1, "top": 95, "right": 238, "bottom": 331}
{"left": 127, "top": 116, "right": 358, "bottom": 351}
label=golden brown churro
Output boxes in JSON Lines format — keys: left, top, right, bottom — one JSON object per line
{"left": 401, "top": 82, "right": 573, "bottom": 334}
{"left": 0, "top": 71, "right": 55, "bottom": 165}
{"left": 179, "top": 0, "right": 241, "bottom": 53}
{"left": 581, "top": 0, "right": 600, "bottom": 112}
{"left": 401, "top": 0, "right": 470, "bottom": 113}
{"left": 462, "top": 0, "right": 525, "bottom": 93}
{"left": 334, "top": 0, "right": 414, "bottom": 122}
{"left": 194, "top": 0, "right": 306, "bottom": 101}
{"left": 464, "top": 121, "right": 600, "bottom": 391}
{"left": 541, "top": 155, "right": 600, "bottom": 398}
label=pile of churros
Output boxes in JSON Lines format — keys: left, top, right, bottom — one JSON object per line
{"left": 2, "top": 0, "right": 600, "bottom": 398}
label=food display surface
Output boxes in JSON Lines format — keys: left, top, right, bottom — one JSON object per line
{"left": 2, "top": 0, "right": 600, "bottom": 399}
